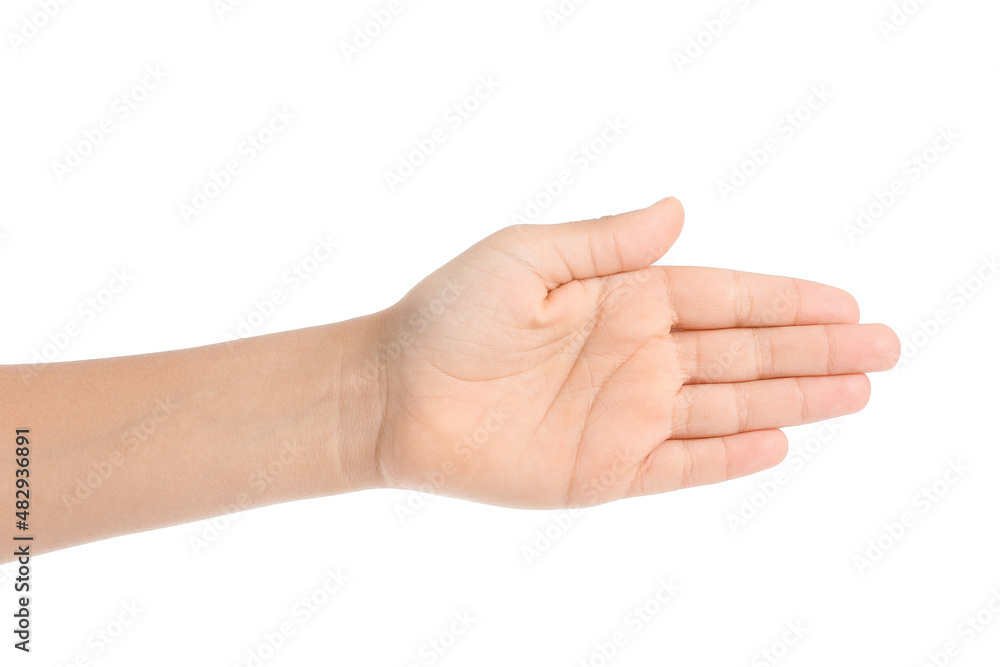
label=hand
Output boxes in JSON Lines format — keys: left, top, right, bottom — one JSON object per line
{"left": 368, "top": 197, "right": 899, "bottom": 508}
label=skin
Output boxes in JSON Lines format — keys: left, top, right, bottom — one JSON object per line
{"left": 0, "top": 197, "right": 900, "bottom": 560}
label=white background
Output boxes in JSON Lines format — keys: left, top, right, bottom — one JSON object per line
{"left": 2, "top": 0, "right": 999, "bottom": 665}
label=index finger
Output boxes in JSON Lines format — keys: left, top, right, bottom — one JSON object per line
{"left": 660, "top": 267, "right": 861, "bottom": 330}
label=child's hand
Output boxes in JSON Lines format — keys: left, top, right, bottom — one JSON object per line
{"left": 369, "top": 198, "right": 900, "bottom": 508}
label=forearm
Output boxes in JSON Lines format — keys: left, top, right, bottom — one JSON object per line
{"left": 1, "top": 316, "right": 385, "bottom": 560}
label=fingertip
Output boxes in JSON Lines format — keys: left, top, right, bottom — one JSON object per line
{"left": 653, "top": 195, "right": 684, "bottom": 217}
{"left": 826, "top": 285, "right": 861, "bottom": 324}
{"left": 842, "top": 290, "right": 862, "bottom": 324}
{"left": 844, "top": 373, "right": 873, "bottom": 412}
{"left": 733, "top": 429, "right": 788, "bottom": 479}
{"left": 763, "top": 429, "right": 789, "bottom": 468}
{"left": 869, "top": 323, "right": 902, "bottom": 370}
{"left": 798, "top": 281, "right": 861, "bottom": 325}
{"left": 652, "top": 196, "right": 685, "bottom": 228}
{"left": 642, "top": 196, "right": 685, "bottom": 255}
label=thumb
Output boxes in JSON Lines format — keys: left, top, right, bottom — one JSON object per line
{"left": 504, "top": 196, "right": 685, "bottom": 290}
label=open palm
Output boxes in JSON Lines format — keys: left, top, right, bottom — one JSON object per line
{"left": 374, "top": 198, "right": 899, "bottom": 509}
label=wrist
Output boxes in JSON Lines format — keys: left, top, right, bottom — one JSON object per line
{"left": 316, "top": 312, "right": 391, "bottom": 494}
